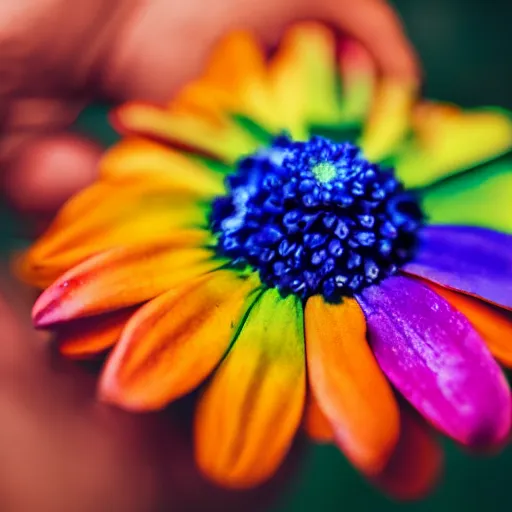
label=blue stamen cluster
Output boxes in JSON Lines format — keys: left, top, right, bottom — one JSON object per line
{"left": 210, "top": 135, "right": 423, "bottom": 302}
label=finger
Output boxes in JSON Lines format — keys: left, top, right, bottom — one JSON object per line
{"left": 314, "top": 0, "right": 421, "bottom": 82}
{"left": 3, "top": 134, "right": 101, "bottom": 214}
{"left": 2, "top": 97, "right": 83, "bottom": 133}
{"left": 102, "top": 0, "right": 420, "bottom": 103}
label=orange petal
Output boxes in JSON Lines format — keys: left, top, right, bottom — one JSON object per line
{"left": 201, "top": 31, "right": 267, "bottom": 95}
{"left": 100, "top": 137, "right": 225, "bottom": 197}
{"left": 373, "top": 408, "right": 443, "bottom": 500}
{"left": 18, "top": 181, "right": 208, "bottom": 288}
{"left": 304, "top": 392, "right": 334, "bottom": 443}
{"left": 32, "top": 242, "right": 220, "bottom": 327}
{"left": 305, "top": 296, "right": 400, "bottom": 474}
{"left": 174, "top": 31, "right": 275, "bottom": 129}
{"left": 99, "top": 271, "right": 260, "bottom": 410}
{"left": 195, "top": 289, "right": 306, "bottom": 488}
{"left": 427, "top": 282, "right": 512, "bottom": 367}
{"left": 360, "top": 79, "right": 416, "bottom": 161}
{"left": 56, "top": 308, "right": 136, "bottom": 358}
{"left": 112, "top": 101, "right": 258, "bottom": 162}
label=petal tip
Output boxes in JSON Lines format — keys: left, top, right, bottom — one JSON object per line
{"left": 97, "top": 377, "right": 136, "bottom": 411}
{"left": 98, "top": 361, "right": 164, "bottom": 413}
{"left": 466, "top": 393, "right": 512, "bottom": 449}
{"left": 194, "top": 445, "right": 280, "bottom": 490}
{"left": 333, "top": 422, "right": 399, "bottom": 477}
{"left": 32, "top": 281, "right": 75, "bottom": 328}
{"left": 97, "top": 365, "right": 124, "bottom": 407}
{"left": 32, "top": 293, "right": 58, "bottom": 328}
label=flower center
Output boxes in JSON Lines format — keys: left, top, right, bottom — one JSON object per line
{"left": 210, "top": 135, "right": 423, "bottom": 301}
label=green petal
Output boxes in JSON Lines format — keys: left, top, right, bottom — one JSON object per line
{"left": 195, "top": 288, "right": 306, "bottom": 487}
{"left": 420, "top": 156, "right": 512, "bottom": 233}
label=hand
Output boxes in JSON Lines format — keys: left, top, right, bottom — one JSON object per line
{"left": 0, "top": 0, "right": 420, "bottom": 214}
{"left": 0, "top": 1, "right": 420, "bottom": 510}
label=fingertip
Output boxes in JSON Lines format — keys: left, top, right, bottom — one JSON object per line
{"left": 317, "top": 0, "right": 423, "bottom": 84}
{"left": 4, "top": 134, "right": 102, "bottom": 214}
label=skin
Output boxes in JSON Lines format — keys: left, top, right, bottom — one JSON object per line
{"left": 0, "top": 1, "right": 420, "bottom": 510}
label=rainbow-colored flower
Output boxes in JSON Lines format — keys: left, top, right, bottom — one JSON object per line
{"left": 19, "top": 23, "right": 512, "bottom": 497}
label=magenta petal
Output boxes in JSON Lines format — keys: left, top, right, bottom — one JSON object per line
{"left": 358, "top": 276, "right": 511, "bottom": 447}
{"left": 403, "top": 225, "right": 512, "bottom": 310}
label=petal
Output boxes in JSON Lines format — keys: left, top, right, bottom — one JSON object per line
{"left": 395, "top": 103, "right": 512, "bottom": 188}
{"left": 373, "top": 407, "right": 443, "bottom": 501}
{"left": 18, "top": 181, "right": 208, "bottom": 287}
{"left": 403, "top": 225, "right": 512, "bottom": 310}
{"left": 56, "top": 308, "right": 135, "bottom": 358}
{"left": 175, "top": 31, "right": 276, "bottom": 130}
{"left": 427, "top": 282, "right": 512, "bottom": 367}
{"left": 359, "top": 276, "right": 511, "bottom": 447}
{"left": 303, "top": 393, "right": 334, "bottom": 443}
{"left": 269, "top": 22, "right": 341, "bottom": 137}
{"left": 99, "top": 271, "right": 260, "bottom": 410}
{"left": 195, "top": 289, "right": 305, "bottom": 488}
{"left": 267, "top": 32, "right": 308, "bottom": 139}
{"left": 111, "top": 101, "right": 258, "bottom": 163}
{"left": 338, "top": 40, "right": 375, "bottom": 125}
{"left": 32, "top": 242, "right": 220, "bottom": 327}
{"left": 100, "top": 137, "right": 225, "bottom": 197}
{"left": 305, "top": 296, "right": 399, "bottom": 474}
{"left": 420, "top": 156, "right": 512, "bottom": 233}
{"left": 360, "top": 79, "right": 416, "bottom": 161}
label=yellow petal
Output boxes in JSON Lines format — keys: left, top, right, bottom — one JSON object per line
{"left": 395, "top": 103, "right": 512, "bottom": 187}
{"left": 112, "top": 101, "right": 259, "bottom": 163}
{"left": 360, "top": 79, "right": 416, "bottom": 161}
{"left": 18, "top": 180, "right": 208, "bottom": 288}
{"left": 268, "top": 36, "right": 307, "bottom": 139}
{"left": 269, "top": 22, "right": 342, "bottom": 138}
{"left": 100, "top": 137, "right": 225, "bottom": 197}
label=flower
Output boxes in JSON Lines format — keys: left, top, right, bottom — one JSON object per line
{"left": 18, "top": 23, "right": 512, "bottom": 498}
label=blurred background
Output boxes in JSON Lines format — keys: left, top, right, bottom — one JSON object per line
{"left": 1, "top": 0, "right": 511, "bottom": 510}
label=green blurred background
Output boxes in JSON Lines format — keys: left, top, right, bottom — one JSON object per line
{"left": 2, "top": 0, "right": 511, "bottom": 510}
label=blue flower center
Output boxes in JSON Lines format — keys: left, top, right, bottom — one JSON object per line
{"left": 210, "top": 135, "right": 423, "bottom": 301}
